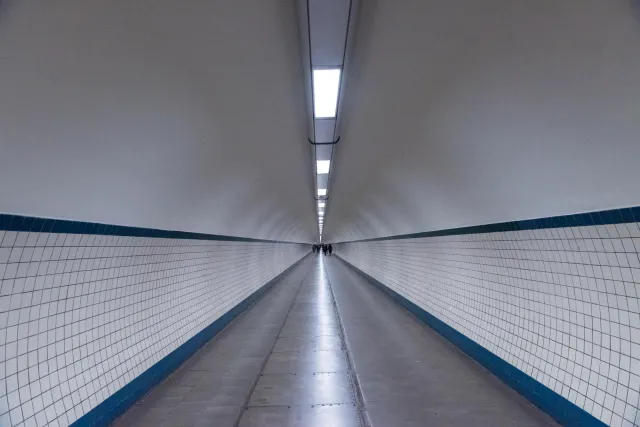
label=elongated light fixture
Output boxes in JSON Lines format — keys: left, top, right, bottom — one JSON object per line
{"left": 299, "top": 0, "right": 359, "bottom": 240}
{"left": 313, "top": 69, "right": 341, "bottom": 118}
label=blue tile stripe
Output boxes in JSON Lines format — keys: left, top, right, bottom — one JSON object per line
{"left": 0, "top": 213, "right": 301, "bottom": 244}
{"left": 337, "top": 205, "right": 640, "bottom": 243}
{"left": 337, "top": 256, "right": 607, "bottom": 427}
{"left": 69, "top": 254, "right": 309, "bottom": 427}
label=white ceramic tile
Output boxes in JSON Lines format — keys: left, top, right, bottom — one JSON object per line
{"left": 0, "top": 233, "right": 307, "bottom": 427}
{"left": 337, "top": 224, "right": 640, "bottom": 427}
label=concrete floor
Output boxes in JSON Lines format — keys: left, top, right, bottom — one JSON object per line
{"left": 113, "top": 255, "right": 558, "bottom": 427}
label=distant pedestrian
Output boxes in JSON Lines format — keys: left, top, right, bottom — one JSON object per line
{"left": 322, "top": 245, "right": 327, "bottom": 255}
{"left": 328, "top": 244, "right": 333, "bottom": 256}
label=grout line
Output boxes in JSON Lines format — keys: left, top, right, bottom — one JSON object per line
{"left": 333, "top": 255, "right": 603, "bottom": 427}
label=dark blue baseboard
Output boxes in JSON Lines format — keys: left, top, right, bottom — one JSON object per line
{"left": 70, "top": 254, "right": 309, "bottom": 427}
{"left": 336, "top": 256, "right": 606, "bottom": 427}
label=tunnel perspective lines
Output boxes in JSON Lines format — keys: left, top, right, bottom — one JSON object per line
{"left": 111, "top": 253, "right": 565, "bottom": 427}
{"left": 326, "top": 256, "right": 560, "bottom": 427}
{"left": 335, "top": 208, "right": 640, "bottom": 427}
{"left": 111, "top": 255, "right": 367, "bottom": 427}
{"left": 297, "top": 0, "right": 360, "bottom": 240}
{"left": 0, "top": 215, "right": 309, "bottom": 427}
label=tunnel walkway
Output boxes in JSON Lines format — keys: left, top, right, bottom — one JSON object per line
{"left": 113, "top": 255, "right": 558, "bottom": 427}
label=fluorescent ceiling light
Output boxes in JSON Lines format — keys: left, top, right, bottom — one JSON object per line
{"left": 318, "top": 202, "right": 325, "bottom": 208}
{"left": 313, "top": 69, "right": 341, "bottom": 118}
{"left": 316, "top": 160, "right": 330, "bottom": 174}
{"left": 318, "top": 189, "right": 327, "bottom": 196}
{"left": 319, "top": 212, "right": 324, "bottom": 216}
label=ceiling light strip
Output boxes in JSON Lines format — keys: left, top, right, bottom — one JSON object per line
{"left": 313, "top": 69, "right": 341, "bottom": 118}
{"left": 300, "top": 0, "right": 358, "bottom": 239}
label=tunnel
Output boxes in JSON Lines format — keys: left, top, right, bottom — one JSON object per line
{"left": 1, "top": 1, "right": 640, "bottom": 426}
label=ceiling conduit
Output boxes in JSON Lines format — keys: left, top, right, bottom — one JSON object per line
{"left": 297, "top": 0, "right": 360, "bottom": 240}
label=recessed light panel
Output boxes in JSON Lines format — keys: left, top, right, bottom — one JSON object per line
{"left": 317, "top": 160, "right": 330, "bottom": 174}
{"left": 313, "top": 69, "right": 341, "bottom": 118}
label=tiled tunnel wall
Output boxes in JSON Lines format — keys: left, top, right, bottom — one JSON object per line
{"left": 0, "top": 228, "right": 308, "bottom": 427}
{"left": 337, "top": 220, "right": 640, "bottom": 427}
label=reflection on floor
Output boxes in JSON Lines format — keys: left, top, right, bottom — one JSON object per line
{"left": 113, "top": 256, "right": 558, "bottom": 427}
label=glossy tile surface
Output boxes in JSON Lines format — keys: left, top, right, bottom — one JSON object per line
{"left": 326, "top": 256, "right": 559, "bottom": 427}
{"left": 114, "top": 255, "right": 558, "bottom": 427}
{"left": 111, "top": 257, "right": 313, "bottom": 427}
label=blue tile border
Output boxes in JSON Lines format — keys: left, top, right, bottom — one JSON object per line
{"left": 69, "top": 254, "right": 309, "bottom": 427}
{"left": 337, "top": 205, "right": 640, "bottom": 243}
{"left": 336, "top": 256, "right": 607, "bottom": 427}
{"left": 0, "top": 213, "right": 301, "bottom": 244}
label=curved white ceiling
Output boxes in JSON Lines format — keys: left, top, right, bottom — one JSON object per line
{"left": 2, "top": 1, "right": 640, "bottom": 244}
{"left": 0, "top": 0, "right": 316, "bottom": 242}
{"left": 325, "top": 0, "right": 640, "bottom": 242}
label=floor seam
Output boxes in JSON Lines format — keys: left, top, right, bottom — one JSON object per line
{"left": 257, "top": 371, "right": 348, "bottom": 375}
{"left": 322, "top": 256, "right": 371, "bottom": 427}
{"left": 244, "top": 402, "right": 355, "bottom": 409}
{"left": 231, "top": 263, "right": 313, "bottom": 427}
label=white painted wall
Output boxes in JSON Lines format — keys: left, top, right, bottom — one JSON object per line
{"left": 327, "top": 0, "right": 640, "bottom": 241}
{"left": 0, "top": 0, "right": 315, "bottom": 242}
